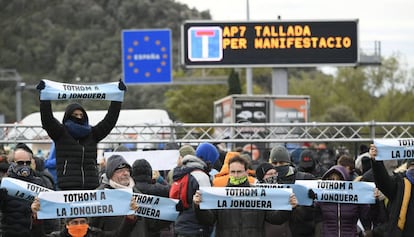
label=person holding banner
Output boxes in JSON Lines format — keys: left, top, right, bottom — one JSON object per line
{"left": 30, "top": 196, "right": 139, "bottom": 237}
{"left": 37, "top": 79, "right": 126, "bottom": 191}
{"left": 131, "top": 158, "right": 173, "bottom": 237}
{"left": 193, "top": 155, "right": 297, "bottom": 237}
{"left": 368, "top": 144, "right": 414, "bottom": 237}
{"left": 314, "top": 164, "right": 371, "bottom": 237}
{"left": 0, "top": 144, "right": 48, "bottom": 237}
{"left": 171, "top": 154, "right": 213, "bottom": 237}
{"left": 90, "top": 154, "right": 143, "bottom": 236}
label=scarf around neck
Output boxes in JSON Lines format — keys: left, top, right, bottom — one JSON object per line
{"left": 64, "top": 120, "right": 91, "bottom": 139}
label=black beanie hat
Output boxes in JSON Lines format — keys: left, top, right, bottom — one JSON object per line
{"left": 255, "top": 163, "right": 276, "bottom": 181}
{"left": 132, "top": 159, "right": 152, "bottom": 178}
{"left": 15, "top": 143, "right": 33, "bottom": 155}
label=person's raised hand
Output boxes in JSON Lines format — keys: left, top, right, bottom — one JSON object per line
{"left": 126, "top": 197, "right": 138, "bottom": 221}
{"left": 118, "top": 79, "right": 127, "bottom": 91}
{"left": 31, "top": 197, "right": 41, "bottom": 220}
{"left": 308, "top": 189, "right": 317, "bottom": 200}
{"left": 193, "top": 190, "right": 202, "bottom": 206}
{"left": 369, "top": 144, "right": 377, "bottom": 160}
{"left": 289, "top": 193, "right": 298, "bottom": 209}
{"left": 36, "top": 80, "right": 45, "bottom": 90}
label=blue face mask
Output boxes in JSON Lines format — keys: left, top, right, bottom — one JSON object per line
{"left": 406, "top": 169, "right": 414, "bottom": 184}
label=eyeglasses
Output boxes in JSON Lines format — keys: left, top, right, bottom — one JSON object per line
{"left": 15, "top": 160, "right": 31, "bottom": 166}
{"left": 68, "top": 219, "right": 88, "bottom": 225}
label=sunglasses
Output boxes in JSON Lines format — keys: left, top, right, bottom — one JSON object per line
{"left": 16, "top": 160, "right": 31, "bottom": 166}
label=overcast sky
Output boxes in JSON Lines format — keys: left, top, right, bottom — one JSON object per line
{"left": 177, "top": 0, "right": 414, "bottom": 70}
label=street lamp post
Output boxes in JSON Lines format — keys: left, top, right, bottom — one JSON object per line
{"left": 246, "top": 0, "right": 253, "bottom": 95}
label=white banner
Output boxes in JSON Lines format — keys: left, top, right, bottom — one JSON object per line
{"left": 104, "top": 150, "right": 179, "bottom": 171}
{"left": 0, "top": 177, "right": 53, "bottom": 201}
{"left": 199, "top": 187, "right": 293, "bottom": 210}
{"left": 295, "top": 180, "right": 376, "bottom": 204}
{"left": 37, "top": 189, "right": 133, "bottom": 219}
{"left": 374, "top": 138, "right": 414, "bottom": 161}
{"left": 39, "top": 79, "right": 125, "bottom": 102}
{"left": 133, "top": 193, "right": 179, "bottom": 221}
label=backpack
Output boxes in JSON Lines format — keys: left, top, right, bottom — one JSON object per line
{"left": 169, "top": 173, "right": 191, "bottom": 211}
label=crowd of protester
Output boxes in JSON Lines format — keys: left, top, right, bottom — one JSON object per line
{"left": 0, "top": 139, "right": 412, "bottom": 237}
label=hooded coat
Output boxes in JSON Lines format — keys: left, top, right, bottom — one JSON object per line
{"left": 40, "top": 100, "right": 121, "bottom": 190}
{"left": 213, "top": 152, "right": 256, "bottom": 187}
{"left": 315, "top": 165, "right": 371, "bottom": 237}
{"left": 171, "top": 155, "right": 212, "bottom": 236}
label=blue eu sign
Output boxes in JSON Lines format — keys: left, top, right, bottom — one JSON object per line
{"left": 122, "top": 29, "right": 172, "bottom": 84}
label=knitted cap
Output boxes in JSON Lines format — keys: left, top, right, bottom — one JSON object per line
{"left": 132, "top": 159, "right": 152, "bottom": 178}
{"left": 195, "top": 142, "right": 219, "bottom": 165}
{"left": 179, "top": 145, "right": 195, "bottom": 157}
{"left": 15, "top": 143, "right": 33, "bottom": 155}
{"left": 255, "top": 163, "right": 276, "bottom": 181}
{"left": 106, "top": 155, "right": 131, "bottom": 179}
{"left": 269, "top": 145, "right": 290, "bottom": 163}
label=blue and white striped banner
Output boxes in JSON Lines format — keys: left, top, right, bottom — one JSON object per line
{"left": 295, "top": 180, "right": 375, "bottom": 204}
{"left": 39, "top": 79, "right": 125, "bottom": 102}
{"left": 374, "top": 138, "right": 414, "bottom": 161}
{"left": 37, "top": 189, "right": 133, "bottom": 219}
{"left": 133, "top": 193, "right": 179, "bottom": 221}
{"left": 0, "top": 177, "right": 53, "bottom": 201}
{"left": 199, "top": 187, "right": 293, "bottom": 210}
{"left": 255, "top": 183, "right": 313, "bottom": 206}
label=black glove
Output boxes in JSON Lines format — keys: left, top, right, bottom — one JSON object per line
{"left": 0, "top": 188, "right": 8, "bottom": 201}
{"left": 118, "top": 79, "right": 127, "bottom": 91}
{"left": 364, "top": 230, "right": 373, "bottom": 237}
{"left": 175, "top": 200, "right": 184, "bottom": 212}
{"left": 36, "top": 80, "right": 45, "bottom": 90}
{"left": 308, "top": 189, "right": 317, "bottom": 200}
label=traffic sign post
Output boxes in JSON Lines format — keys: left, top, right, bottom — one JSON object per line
{"left": 122, "top": 29, "right": 172, "bottom": 84}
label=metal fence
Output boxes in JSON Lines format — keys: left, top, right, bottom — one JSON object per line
{"left": 1, "top": 121, "right": 414, "bottom": 145}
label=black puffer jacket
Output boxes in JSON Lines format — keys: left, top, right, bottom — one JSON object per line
{"left": 40, "top": 100, "right": 121, "bottom": 190}
{"left": 1, "top": 168, "right": 45, "bottom": 237}
{"left": 371, "top": 160, "right": 414, "bottom": 237}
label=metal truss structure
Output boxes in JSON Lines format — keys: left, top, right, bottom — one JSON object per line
{"left": 1, "top": 121, "right": 414, "bottom": 146}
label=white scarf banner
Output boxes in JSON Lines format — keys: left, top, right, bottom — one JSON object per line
{"left": 199, "top": 187, "right": 293, "bottom": 210}
{"left": 39, "top": 79, "right": 125, "bottom": 102}
{"left": 295, "top": 180, "right": 376, "bottom": 204}
{"left": 133, "top": 193, "right": 179, "bottom": 221}
{"left": 374, "top": 138, "right": 414, "bottom": 161}
{"left": 105, "top": 150, "right": 179, "bottom": 171}
{"left": 0, "top": 177, "right": 53, "bottom": 201}
{"left": 255, "top": 183, "right": 313, "bottom": 206}
{"left": 37, "top": 189, "right": 133, "bottom": 219}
